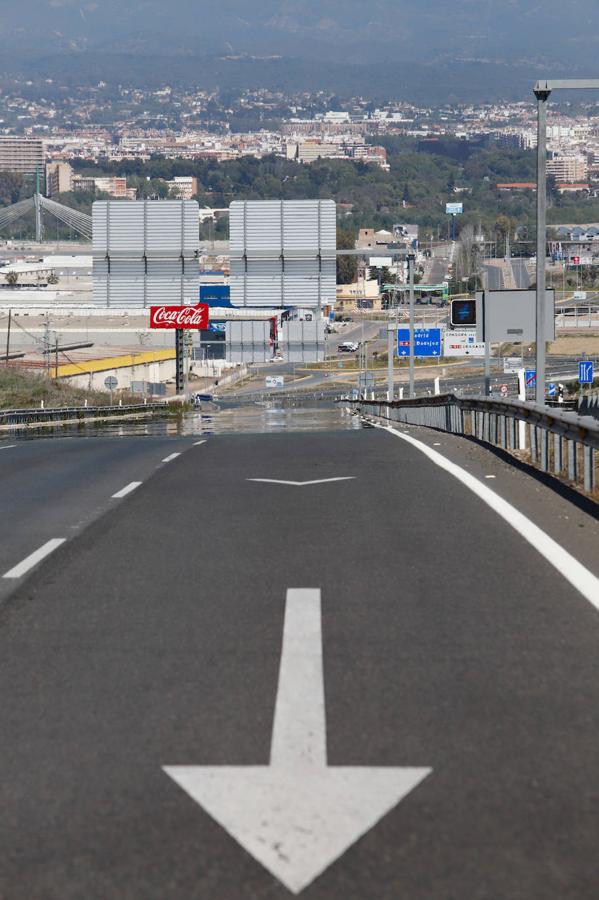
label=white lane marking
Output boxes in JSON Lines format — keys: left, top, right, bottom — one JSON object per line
{"left": 193, "top": 440, "right": 207, "bottom": 447}
{"left": 111, "top": 481, "right": 142, "bottom": 499}
{"left": 377, "top": 423, "right": 599, "bottom": 611}
{"left": 248, "top": 477, "right": 356, "bottom": 487}
{"left": 485, "top": 475, "right": 496, "bottom": 479}
{"left": 162, "top": 452, "right": 181, "bottom": 463}
{"left": 0, "top": 445, "right": 17, "bottom": 451}
{"left": 3, "top": 538, "right": 66, "bottom": 579}
{"left": 164, "top": 588, "right": 430, "bottom": 895}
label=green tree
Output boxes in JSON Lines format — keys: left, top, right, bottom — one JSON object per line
{"left": 336, "top": 227, "right": 357, "bottom": 285}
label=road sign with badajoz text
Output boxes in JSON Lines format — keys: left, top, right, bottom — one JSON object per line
{"left": 397, "top": 328, "right": 442, "bottom": 358}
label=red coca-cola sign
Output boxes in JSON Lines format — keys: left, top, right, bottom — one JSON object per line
{"left": 150, "top": 304, "right": 209, "bottom": 330}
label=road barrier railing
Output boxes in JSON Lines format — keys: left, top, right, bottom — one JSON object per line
{"left": 0, "top": 402, "right": 170, "bottom": 428}
{"left": 350, "top": 394, "right": 599, "bottom": 495}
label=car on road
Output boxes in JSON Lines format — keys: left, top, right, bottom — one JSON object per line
{"left": 338, "top": 342, "right": 359, "bottom": 353}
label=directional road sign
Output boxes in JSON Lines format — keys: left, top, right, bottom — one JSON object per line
{"left": 265, "top": 376, "right": 284, "bottom": 388}
{"left": 397, "top": 328, "right": 442, "bottom": 358}
{"left": 443, "top": 329, "right": 485, "bottom": 357}
{"left": 579, "top": 360, "right": 594, "bottom": 384}
{"left": 525, "top": 369, "right": 536, "bottom": 388}
{"left": 503, "top": 357, "right": 522, "bottom": 374}
{"left": 104, "top": 376, "right": 118, "bottom": 390}
{"left": 547, "top": 383, "right": 557, "bottom": 397}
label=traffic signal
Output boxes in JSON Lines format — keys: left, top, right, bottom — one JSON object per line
{"left": 450, "top": 298, "right": 477, "bottom": 326}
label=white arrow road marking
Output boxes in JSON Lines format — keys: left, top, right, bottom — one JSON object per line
{"left": 163, "top": 589, "right": 431, "bottom": 895}
{"left": 247, "top": 477, "right": 356, "bottom": 487}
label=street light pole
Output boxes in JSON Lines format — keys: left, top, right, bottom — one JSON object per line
{"left": 534, "top": 85, "right": 551, "bottom": 405}
{"left": 408, "top": 252, "right": 415, "bottom": 398}
{"left": 532, "top": 79, "right": 599, "bottom": 405}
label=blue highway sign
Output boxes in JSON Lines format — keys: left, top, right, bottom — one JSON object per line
{"left": 547, "top": 383, "right": 557, "bottom": 397}
{"left": 579, "top": 361, "right": 594, "bottom": 384}
{"left": 525, "top": 369, "right": 536, "bottom": 387}
{"left": 398, "top": 328, "right": 442, "bottom": 358}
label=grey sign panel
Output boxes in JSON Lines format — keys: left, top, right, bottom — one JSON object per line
{"left": 92, "top": 200, "right": 199, "bottom": 307}
{"left": 280, "top": 320, "right": 326, "bottom": 363}
{"left": 226, "top": 320, "right": 272, "bottom": 364}
{"left": 229, "top": 200, "right": 336, "bottom": 308}
{"left": 475, "top": 290, "right": 555, "bottom": 343}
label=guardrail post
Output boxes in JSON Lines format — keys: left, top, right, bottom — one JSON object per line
{"left": 583, "top": 445, "right": 594, "bottom": 493}
{"left": 499, "top": 416, "right": 506, "bottom": 449}
{"left": 529, "top": 424, "right": 537, "bottom": 462}
{"left": 567, "top": 440, "right": 577, "bottom": 482}
{"left": 540, "top": 429, "right": 549, "bottom": 472}
{"left": 445, "top": 405, "right": 451, "bottom": 433}
{"left": 553, "top": 434, "right": 562, "bottom": 474}
{"left": 483, "top": 412, "right": 490, "bottom": 443}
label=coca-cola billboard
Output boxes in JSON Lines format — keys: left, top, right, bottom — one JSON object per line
{"left": 150, "top": 304, "right": 209, "bottom": 330}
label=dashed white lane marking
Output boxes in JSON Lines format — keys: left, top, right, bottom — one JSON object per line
{"left": 111, "top": 481, "right": 142, "bottom": 499}
{"left": 485, "top": 475, "right": 496, "bottom": 479}
{"left": 3, "top": 538, "right": 66, "bottom": 579}
{"left": 377, "top": 423, "right": 599, "bottom": 612}
{"left": 162, "top": 453, "right": 181, "bottom": 463}
{"left": 0, "top": 445, "right": 17, "bottom": 451}
{"left": 193, "top": 440, "right": 207, "bottom": 447}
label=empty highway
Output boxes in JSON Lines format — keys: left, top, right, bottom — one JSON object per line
{"left": 0, "top": 415, "right": 598, "bottom": 898}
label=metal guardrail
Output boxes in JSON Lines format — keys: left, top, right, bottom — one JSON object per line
{"left": 350, "top": 394, "right": 599, "bottom": 495}
{"left": 0, "top": 402, "right": 170, "bottom": 428}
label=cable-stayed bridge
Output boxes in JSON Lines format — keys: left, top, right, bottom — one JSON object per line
{"left": 0, "top": 193, "right": 92, "bottom": 242}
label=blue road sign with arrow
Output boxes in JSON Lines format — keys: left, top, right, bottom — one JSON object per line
{"left": 397, "top": 328, "right": 442, "bottom": 358}
{"left": 579, "top": 361, "right": 594, "bottom": 384}
{"left": 525, "top": 369, "right": 536, "bottom": 387}
{"left": 547, "top": 383, "right": 557, "bottom": 397}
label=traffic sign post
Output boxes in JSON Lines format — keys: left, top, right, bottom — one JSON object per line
{"left": 548, "top": 383, "right": 557, "bottom": 398}
{"left": 104, "top": 375, "right": 118, "bottom": 405}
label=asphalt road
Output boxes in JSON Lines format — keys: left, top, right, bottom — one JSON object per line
{"left": 511, "top": 257, "right": 531, "bottom": 289}
{"left": 482, "top": 263, "right": 504, "bottom": 290}
{"left": 0, "top": 434, "right": 202, "bottom": 605}
{"left": 0, "top": 424, "right": 598, "bottom": 898}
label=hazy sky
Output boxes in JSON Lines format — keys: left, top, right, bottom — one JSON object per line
{"left": 2, "top": 0, "right": 597, "bottom": 66}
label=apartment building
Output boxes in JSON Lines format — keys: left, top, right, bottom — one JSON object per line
{"left": 46, "top": 161, "right": 74, "bottom": 196}
{"left": 167, "top": 176, "right": 198, "bottom": 200}
{"left": 547, "top": 155, "right": 588, "bottom": 184}
{"left": 0, "top": 137, "right": 45, "bottom": 176}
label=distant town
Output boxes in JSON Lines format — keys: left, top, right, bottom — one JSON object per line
{"left": 0, "top": 81, "right": 597, "bottom": 195}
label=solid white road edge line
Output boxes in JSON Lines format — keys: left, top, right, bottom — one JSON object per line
{"left": 111, "top": 481, "right": 142, "bottom": 499}
{"left": 162, "top": 452, "right": 181, "bottom": 463}
{"left": 3, "top": 538, "right": 66, "bottom": 579}
{"left": 377, "top": 423, "right": 599, "bottom": 611}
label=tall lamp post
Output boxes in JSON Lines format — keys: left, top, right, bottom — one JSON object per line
{"left": 534, "top": 79, "right": 599, "bottom": 405}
